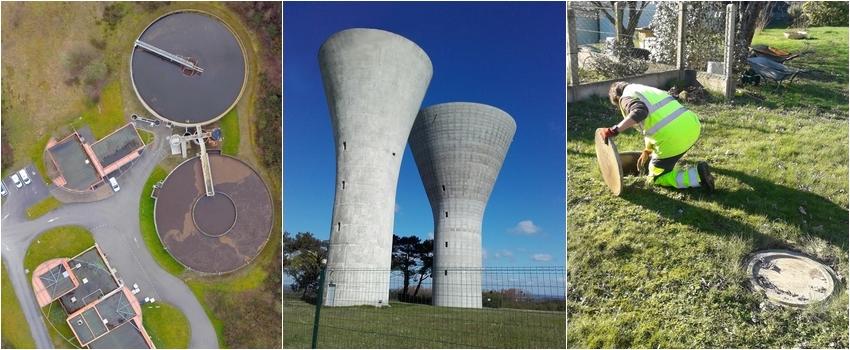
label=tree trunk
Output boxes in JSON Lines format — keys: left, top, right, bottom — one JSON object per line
{"left": 734, "top": 1, "right": 769, "bottom": 74}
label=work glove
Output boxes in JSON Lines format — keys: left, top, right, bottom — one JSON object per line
{"left": 600, "top": 126, "right": 619, "bottom": 145}
{"left": 637, "top": 148, "right": 653, "bottom": 175}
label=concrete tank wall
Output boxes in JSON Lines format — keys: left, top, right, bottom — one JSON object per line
{"left": 319, "top": 28, "right": 433, "bottom": 306}
{"left": 408, "top": 102, "right": 516, "bottom": 308}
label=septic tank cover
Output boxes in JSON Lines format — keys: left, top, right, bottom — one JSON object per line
{"left": 745, "top": 250, "right": 838, "bottom": 306}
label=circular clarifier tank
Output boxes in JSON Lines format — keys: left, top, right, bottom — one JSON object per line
{"left": 154, "top": 154, "right": 272, "bottom": 274}
{"left": 131, "top": 10, "right": 247, "bottom": 126}
{"left": 745, "top": 250, "right": 838, "bottom": 306}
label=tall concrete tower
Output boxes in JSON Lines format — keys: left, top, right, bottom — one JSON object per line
{"left": 409, "top": 102, "right": 516, "bottom": 308}
{"left": 320, "top": 28, "right": 432, "bottom": 306}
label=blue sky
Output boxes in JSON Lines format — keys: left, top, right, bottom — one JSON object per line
{"left": 283, "top": 2, "right": 565, "bottom": 267}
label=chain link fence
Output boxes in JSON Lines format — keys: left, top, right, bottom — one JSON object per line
{"left": 283, "top": 266, "right": 565, "bottom": 348}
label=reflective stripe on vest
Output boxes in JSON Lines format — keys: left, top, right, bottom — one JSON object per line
{"left": 675, "top": 167, "right": 701, "bottom": 188}
{"left": 622, "top": 85, "right": 688, "bottom": 137}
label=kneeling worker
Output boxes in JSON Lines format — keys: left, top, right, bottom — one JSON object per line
{"left": 600, "top": 82, "right": 715, "bottom": 191}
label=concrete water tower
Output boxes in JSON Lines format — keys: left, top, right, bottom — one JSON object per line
{"left": 408, "top": 102, "right": 516, "bottom": 308}
{"left": 320, "top": 28, "right": 432, "bottom": 306}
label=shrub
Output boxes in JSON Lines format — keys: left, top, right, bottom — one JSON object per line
{"left": 649, "top": 2, "right": 726, "bottom": 70}
{"left": 102, "top": 3, "right": 126, "bottom": 30}
{"left": 802, "top": 1, "right": 849, "bottom": 27}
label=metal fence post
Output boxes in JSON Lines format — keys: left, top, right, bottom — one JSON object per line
{"left": 567, "top": 4, "right": 580, "bottom": 86}
{"left": 676, "top": 1, "right": 687, "bottom": 82}
{"left": 311, "top": 261, "right": 327, "bottom": 349}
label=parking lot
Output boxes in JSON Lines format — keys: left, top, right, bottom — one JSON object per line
{"left": 2, "top": 165, "right": 50, "bottom": 222}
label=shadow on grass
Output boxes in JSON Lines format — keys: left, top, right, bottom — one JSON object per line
{"left": 620, "top": 166, "right": 848, "bottom": 250}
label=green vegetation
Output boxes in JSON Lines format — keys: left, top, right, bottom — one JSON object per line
{"left": 567, "top": 28, "right": 848, "bottom": 348}
{"left": 219, "top": 108, "right": 240, "bottom": 155}
{"left": 283, "top": 299, "right": 565, "bottom": 348}
{"left": 23, "top": 226, "right": 95, "bottom": 274}
{"left": 43, "top": 301, "right": 76, "bottom": 348}
{"left": 25, "top": 196, "right": 62, "bottom": 220}
{"left": 254, "top": 74, "right": 282, "bottom": 174}
{"left": 745, "top": 27, "right": 848, "bottom": 114}
{"left": 800, "top": 2, "right": 849, "bottom": 27}
{"left": 138, "top": 129, "right": 155, "bottom": 145}
{"left": 1, "top": 262, "right": 36, "bottom": 349}
{"left": 142, "top": 302, "right": 190, "bottom": 349}
{"left": 74, "top": 80, "right": 126, "bottom": 139}
{"left": 139, "top": 166, "right": 185, "bottom": 276}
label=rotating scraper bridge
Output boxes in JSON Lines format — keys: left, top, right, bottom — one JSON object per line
{"left": 319, "top": 28, "right": 516, "bottom": 308}
{"left": 132, "top": 10, "right": 271, "bottom": 274}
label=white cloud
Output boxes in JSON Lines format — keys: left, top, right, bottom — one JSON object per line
{"left": 482, "top": 248, "right": 488, "bottom": 260}
{"left": 395, "top": 203, "right": 401, "bottom": 213}
{"left": 532, "top": 253, "right": 552, "bottom": 262}
{"left": 510, "top": 220, "right": 541, "bottom": 235}
{"left": 494, "top": 249, "right": 514, "bottom": 259}
{"left": 426, "top": 232, "right": 434, "bottom": 239}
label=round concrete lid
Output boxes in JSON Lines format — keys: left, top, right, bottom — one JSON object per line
{"left": 594, "top": 128, "right": 623, "bottom": 196}
{"left": 746, "top": 250, "right": 838, "bottom": 306}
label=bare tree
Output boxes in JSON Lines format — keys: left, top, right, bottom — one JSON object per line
{"left": 574, "top": 1, "right": 650, "bottom": 49}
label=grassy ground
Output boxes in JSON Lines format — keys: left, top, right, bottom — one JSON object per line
{"left": 25, "top": 196, "right": 62, "bottom": 220}
{"left": 138, "top": 165, "right": 185, "bottom": 276}
{"left": 1, "top": 262, "right": 37, "bottom": 349}
{"left": 283, "top": 298, "right": 566, "bottom": 349}
{"left": 567, "top": 28, "right": 848, "bottom": 348}
{"left": 1, "top": 3, "right": 127, "bottom": 177}
{"left": 219, "top": 108, "right": 241, "bottom": 155}
{"left": 43, "top": 301, "right": 77, "bottom": 348}
{"left": 138, "top": 129, "right": 154, "bottom": 145}
{"left": 142, "top": 302, "right": 191, "bottom": 349}
{"left": 23, "top": 226, "right": 95, "bottom": 274}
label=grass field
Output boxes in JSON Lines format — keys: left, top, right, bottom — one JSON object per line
{"left": 138, "top": 165, "right": 185, "bottom": 276}
{"left": 567, "top": 28, "right": 848, "bottom": 348}
{"left": 143, "top": 302, "right": 191, "bottom": 349}
{"left": 219, "top": 108, "right": 241, "bottom": 155}
{"left": 23, "top": 226, "right": 95, "bottom": 274}
{"left": 283, "top": 298, "right": 566, "bottom": 349}
{"left": 25, "top": 196, "right": 62, "bottom": 220}
{"left": 1, "top": 262, "right": 36, "bottom": 349}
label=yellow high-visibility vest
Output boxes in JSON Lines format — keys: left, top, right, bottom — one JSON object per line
{"left": 621, "top": 84, "right": 700, "bottom": 158}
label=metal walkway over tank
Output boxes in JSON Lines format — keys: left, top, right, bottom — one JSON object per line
{"left": 135, "top": 40, "right": 205, "bottom": 73}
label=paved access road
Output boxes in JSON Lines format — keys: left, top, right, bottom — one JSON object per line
{"left": 1, "top": 125, "right": 218, "bottom": 349}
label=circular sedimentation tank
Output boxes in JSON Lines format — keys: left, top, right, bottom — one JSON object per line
{"left": 131, "top": 10, "right": 247, "bottom": 126}
{"left": 154, "top": 154, "right": 272, "bottom": 274}
{"left": 745, "top": 250, "right": 838, "bottom": 307}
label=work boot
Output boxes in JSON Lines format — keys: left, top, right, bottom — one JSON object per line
{"left": 697, "top": 161, "right": 715, "bottom": 192}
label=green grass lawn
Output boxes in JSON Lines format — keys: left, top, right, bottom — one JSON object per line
{"left": 138, "top": 129, "right": 155, "bottom": 145}
{"left": 567, "top": 27, "right": 848, "bottom": 347}
{"left": 25, "top": 196, "right": 62, "bottom": 220}
{"left": 43, "top": 301, "right": 77, "bottom": 348}
{"left": 283, "top": 298, "right": 565, "bottom": 349}
{"left": 142, "top": 302, "right": 190, "bottom": 349}
{"left": 1, "top": 262, "right": 36, "bottom": 349}
{"left": 219, "top": 108, "right": 240, "bottom": 155}
{"left": 73, "top": 80, "right": 126, "bottom": 139}
{"left": 139, "top": 166, "right": 185, "bottom": 276}
{"left": 23, "top": 226, "right": 95, "bottom": 274}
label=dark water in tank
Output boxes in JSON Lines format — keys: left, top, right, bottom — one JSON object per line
{"left": 131, "top": 11, "right": 246, "bottom": 125}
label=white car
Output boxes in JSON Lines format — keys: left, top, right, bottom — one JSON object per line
{"left": 18, "top": 169, "right": 31, "bottom": 185}
{"left": 10, "top": 174, "right": 22, "bottom": 188}
{"left": 109, "top": 177, "right": 120, "bottom": 192}
{"left": 1, "top": 181, "right": 7, "bottom": 196}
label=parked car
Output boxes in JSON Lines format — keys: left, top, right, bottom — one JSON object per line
{"left": 18, "top": 169, "right": 31, "bottom": 185}
{"left": 10, "top": 174, "right": 22, "bottom": 188}
{"left": 109, "top": 177, "right": 120, "bottom": 192}
{"left": 1, "top": 181, "right": 7, "bottom": 196}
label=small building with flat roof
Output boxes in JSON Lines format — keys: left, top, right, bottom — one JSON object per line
{"left": 30, "top": 245, "right": 155, "bottom": 349}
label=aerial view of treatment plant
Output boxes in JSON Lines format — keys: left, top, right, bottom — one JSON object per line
{"left": 1, "top": 2, "right": 281, "bottom": 348}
